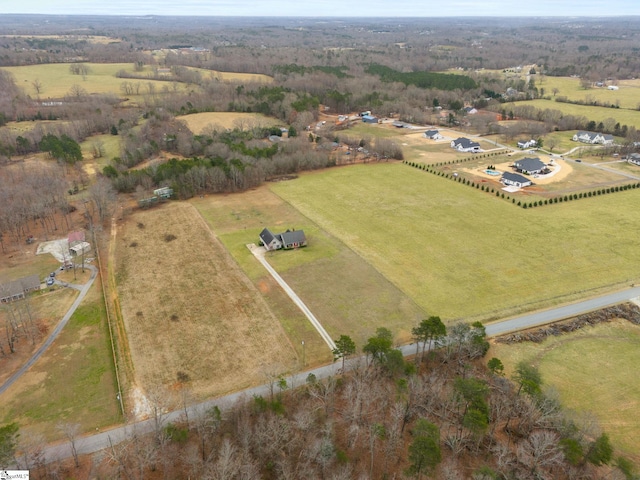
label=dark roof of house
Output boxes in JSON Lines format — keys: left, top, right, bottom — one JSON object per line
{"left": 0, "top": 274, "right": 40, "bottom": 299}
{"left": 453, "top": 137, "right": 480, "bottom": 148}
{"left": 502, "top": 172, "right": 531, "bottom": 184}
{"left": 259, "top": 228, "right": 278, "bottom": 245}
{"left": 279, "top": 230, "right": 306, "bottom": 245}
{"left": 514, "top": 157, "right": 546, "bottom": 172}
{"left": 425, "top": 130, "right": 439, "bottom": 137}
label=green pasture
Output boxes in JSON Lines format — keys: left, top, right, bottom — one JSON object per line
{"left": 270, "top": 163, "right": 640, "bottom": 323}
{"left": 537, "top": 76, "right": 640, "bottom": 110}
{"left": 503, "top": 99, "right": 640, "bottom": 129}
{"left": 0, "top": 286, "right": 120, "bottom": 440}
{"left": 192, "top": 191, "right": 425, "bottom": 349}
{"left": 1, "top": 63, "right": 193, "bottom": 100}
{"left": 490, "top": 319, "right": 640, "bottom": 462}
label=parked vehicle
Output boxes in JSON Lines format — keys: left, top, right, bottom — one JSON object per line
{"left": 46, "top": 277, "right": 55, "bottom": 286}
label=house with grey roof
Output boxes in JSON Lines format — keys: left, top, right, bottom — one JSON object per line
{"left": 628, "top": 153, "right": 640, "bottom": 166}
{"left": 572, "top": 131, "right": 614, "bottom": 145}
{"left": 0, "top": 274, "right": 40, "bottom": 303}
{"left": 513, "top": 157, "right": 547, "bottom": 175}
{"left": 259, "top": 228, "right": 307, "bottom": 251}
{"left": 451, "top": 137, "right": 481, "bottom": 153}
{"left": 501, "top": 172, "right": 532, "bottom": 188}
{"left": 423, "top": 129, "right": 443, "bottom": 140}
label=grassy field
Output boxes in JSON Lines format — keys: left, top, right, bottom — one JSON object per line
{"left": 192, "top": 187, "right": 425, "bottom": 352}
{"left": 1, "top": 63, "right": 193, "bottom": 100}
{"left": 489, "top": 319, "right": 640, "bottom": 462}
{"left": 537, "top": 76, "right": 640, "bottom": 110}
{"left": 0, "top": 281, "right": 120, "bottom": 441}
{"left": 503, "top": 99, "right": 640, "bottom": 129}
{"left": 179, "top": 112, "right": 282, "bottom": 134}
{"left": 115, "top": 202, "right": 297, "bottom": 402}
{"left": 269, "top": 163, "right": 640, "bottom": 323}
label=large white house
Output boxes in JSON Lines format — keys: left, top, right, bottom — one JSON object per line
{"left": 572, "top": 131, "right": 614, "bottom": 145}
{"left": 451, "top": 137, "right": 481, "bottom": 153}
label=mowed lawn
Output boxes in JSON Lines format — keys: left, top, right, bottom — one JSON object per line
{"left": 0, "top": 283, "right": 120, "bottom": 441}
{"left": 489, "top": 319, "right": 640, "bottom": 462}
{"left": 192, "top": 187, "right": 426, "bottom": 352}
{"left": 270, "top": 163, "right": 640, "bottom": 323}
{"left": 116, "top": 202, "right": 297, "bottom": 401}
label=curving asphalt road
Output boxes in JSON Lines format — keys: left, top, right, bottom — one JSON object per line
{"left": 0, "top": 265, "right": 98, "bottom": 396}
{"left": 31, "top": 283, "right": 640, "bottom": 466}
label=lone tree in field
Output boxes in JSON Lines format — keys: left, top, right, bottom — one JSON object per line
{"left": 332, "top": 334, "right": 356, "bottom": 370}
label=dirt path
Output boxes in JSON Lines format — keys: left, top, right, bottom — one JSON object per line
{"left": 247, "top": 243, "right": 336, "bottom": 351}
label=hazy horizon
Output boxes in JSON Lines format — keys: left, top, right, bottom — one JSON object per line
{"left": 1, "top": 0, "right": 639, "bottom": 18}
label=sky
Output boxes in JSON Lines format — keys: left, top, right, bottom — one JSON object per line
{"left": 0, "top": 0, "right": 639, "bottom": 17}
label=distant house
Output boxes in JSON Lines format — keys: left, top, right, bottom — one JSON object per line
{"left": 0, "top": 275, "right": 40, "bottom": 303}
{"left": 362, "top": 115, "right": 379, "bottom": 124}
{"left": 259, "top": 228, "right": 307, "bottom": 251}
{"left": 464, "top": 106, "right": 478, "bottom": 115}
{"left": 517, "top": 139, "right": 537, "bottom": 149}
{"left": 392, "top": 121, "right": 406, "bottom": 128}
{"left": 451, "top": 137, "right": 481, "bottom": 153}
{"left": 501, "top": 172, "right": 532, "bottom": 188}
{"left": 424, "top": 129, "right": 443, "bottom": 140}
{"left": 70, "top": 241, "right": 91, "bottom": 257}
{"left": 513, "top": 157, "right": 547, "bottom": 175}
{"left": 628, "top": 153, "right": 640, "bottom": 166}
{"left": 573, "top": 131, "right": 614, "bottom": 145}
{"left": 154, "top": 187, "right": 173, "bottom": 199}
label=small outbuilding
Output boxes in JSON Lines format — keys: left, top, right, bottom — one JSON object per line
{"left": 69, "top": 241, "right": 91, "bottom": 257}
{"left": 362, "top": 115, "right": 379, "bottom": 124}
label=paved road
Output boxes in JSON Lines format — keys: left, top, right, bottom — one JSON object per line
{"left": 485, "top": 286, "right": 640, "bottom": 336}
{"left": 0, "top": 265, "right": 98, "bottom": 396}
{"left": 33, "top": 283, "right": 640, "bottom": 466}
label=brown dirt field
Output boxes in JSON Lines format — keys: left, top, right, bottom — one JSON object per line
{"left": 116, "top": 202, "right": 297, "bottom": 403}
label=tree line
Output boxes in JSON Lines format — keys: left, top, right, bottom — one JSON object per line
{"left": 2, "top": 316, "right": 632, "bottom": 478}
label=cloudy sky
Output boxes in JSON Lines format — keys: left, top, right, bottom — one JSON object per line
{"left": 1, "top": 0, "right": 639, "bottom": 17}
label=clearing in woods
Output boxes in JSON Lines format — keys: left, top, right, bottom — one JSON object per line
{"left": 115, "top": 202, "right": 297, "bottom": 402}
{"left": 179, "top": 112, "right": 282, "bottom": 134}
